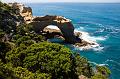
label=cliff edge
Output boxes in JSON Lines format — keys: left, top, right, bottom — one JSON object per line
{"left": 8, "top": 3, "right": 81, "bottom": 43}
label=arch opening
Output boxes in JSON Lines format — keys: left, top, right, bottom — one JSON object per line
{"left": 43, "top": 25, "right": 61, "bottom": 32}
{"left": 43, "top": 25, "right": 65, "bottom": 41}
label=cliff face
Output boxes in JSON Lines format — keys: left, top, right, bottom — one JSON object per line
{"left": 8, "top": 2, "right": 33, "bottom": 23}
{"left": 7, "top": 3, "right": 81, "bottom": 43}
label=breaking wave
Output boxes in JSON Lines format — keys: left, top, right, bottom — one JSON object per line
{"left": 89, "top": 61, "right": 109, "bottom": 66}
{"left": 45, "top": 25, "right": 107, "bottom": 51}
{"left": 74, "top": 29, "right": 107, "bottom": 51}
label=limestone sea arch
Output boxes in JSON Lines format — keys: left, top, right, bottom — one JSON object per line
{"left": 30, "top": 15, "right": 81, "bottom": 43}
{"left": 8, "top": 2, "right": 81, "bottom": 43}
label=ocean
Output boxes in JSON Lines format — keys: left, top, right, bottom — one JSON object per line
{"left": 26, "top": 3, "right": 120, "bottom": 79}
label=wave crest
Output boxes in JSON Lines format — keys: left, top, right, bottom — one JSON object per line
{"left": 74, "top": 29, "right": 106, "bottom": 51}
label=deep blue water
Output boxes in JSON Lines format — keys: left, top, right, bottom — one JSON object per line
{"left": 26, "top": 3, "right": 120, "bottom": 79}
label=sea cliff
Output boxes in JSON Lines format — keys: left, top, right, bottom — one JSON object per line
{"left": 8, "top": 2, "right": 100, "bottom": 50}
{"left": 0, "top": 2, "right": 111, "bottom": 79}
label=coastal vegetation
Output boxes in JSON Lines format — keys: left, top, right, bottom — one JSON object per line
{"left": 0, "top": 1, "right": 111, "bottom": 79}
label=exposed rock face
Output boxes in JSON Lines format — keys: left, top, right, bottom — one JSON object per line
{"left": 8, "top": 3, "right": 81, "bottom": 43}
{"left": 30, "top": 15, "right": 81, "bottom": 43}
{"left": 79, "top": 75, "right": 88, "bottom": 79}
{"left": 8, "top": 2, "right": 33, "bottom": 23}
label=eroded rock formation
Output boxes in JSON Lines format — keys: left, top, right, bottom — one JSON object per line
{"left": 8, "top": 3, "right": 81, "bottom": 43}
{"left": 8, "top": 2, "right": 33, "bottom": 23}
{"left": 30, "top": 15, "right": 81, "bottom": 43}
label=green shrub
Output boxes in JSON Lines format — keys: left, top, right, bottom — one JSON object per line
{"left": 0, "top": 42, "right": 12, "bottom": 62}
{"left": 75, "top": 53, "right": 93, "bottom": 78}
{"left": 0, "top": 60, "right": 51, "bottom": 79}
{"left": 6, "top": 42, "right": 74, "bottom": 78}
{"left": 96, "top": 66, "right": 111, "bottom": 77}
{"left": 15, "top": 36, "right": 31, "bottom": 46}
{"left": 0, "top": 60, "right": 18, "bottom": 79}
{"left": 91, "top": 73, "right": 106, "bottom": 79}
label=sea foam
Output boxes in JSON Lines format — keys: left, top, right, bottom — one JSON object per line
{"left": 75, "top": 29, "right": 106, "bottom": 42}
{"left": 45, "top": 25, "right": 105, "bottom": 51}
{"left": 74, "top": 29, "right": 106, "bottom": 51}
{"left": 89, "top": 61, "right": 109, "bottom": 66}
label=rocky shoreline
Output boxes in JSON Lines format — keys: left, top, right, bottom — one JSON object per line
{"left": 8, "top": 2, "right": 99, "bottom": 50}
{"left": 0, "top": 2, "right": 111, "bottom": 79}
{"left": 43, "top": 27, "right": 99, "bottom": 50}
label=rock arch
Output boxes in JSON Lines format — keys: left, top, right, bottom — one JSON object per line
{"left": 8, "top": 3, "right": 81, "bottom": 43}
{"left": 30, "top": 15, "right": 81, "bottom": 43}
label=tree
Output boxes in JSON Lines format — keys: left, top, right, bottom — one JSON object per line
{"left": 96, "top": 66, "right": 111, "bottom": 77}
{"left": 74, "top": 53, "right": 93, "bottom": 78}
{"left": 0, "top": 60, "right": 19, "bottom": 79}
{"left": 15, "top": 36, "right": 31, "bottom": 46}
{"left": 13, "top": 67, "right": 51, "bottom": 79}
{"left": 91, "top": 73, "right": 106, "bottom": 79}
{"left": 6, "top": 42, "right": 77, "bottom": 78}
{"left": 0, "top": 42, "right": 12, "bottom": 63}
{"left": 0, "top": 60, "right": 51, "bottom": 79}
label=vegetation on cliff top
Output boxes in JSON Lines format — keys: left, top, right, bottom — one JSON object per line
{"left": 0, "top": 1, "right": 111, "bottom": 79}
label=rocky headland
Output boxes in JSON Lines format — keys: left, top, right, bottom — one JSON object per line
{"left": 8, "top": 2, "right": 98, "bottom": 50}
{"left": 0, "top": 2, "right": 111, "bottom": 79}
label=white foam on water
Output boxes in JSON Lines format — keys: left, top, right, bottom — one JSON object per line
{"left": 79, "top": 27, "right": 84, "bottom": 30}
{"left": 92, "top": 46, "right": 104, "bottom": 51}
{"left": 98, "top": 64, "right": 109, "bottom": 66}
{"left": 105, "top": 59, "right": 120, "bottom": 66}
{"left": 74, "top": 29, "right": 106, "bottom": 51}
{"left": 105, "top": 59, "right": 114, "bottom": 62}
{"left": 75, "top": 27, "right": 85, "bottom": 31}
{"left": 74, "top": 44, "right": 101, "bottom": 51}
{"left": 96, "top": 29, "right": 104, "bottom": 33}
{"left": 45, "top": 25, "right": 106, "bottom": 51}
{"left": 75, "top": 30, "right": 106, "bottom": 42}
{"left": 90, "top": 61, "right": 109, "bottom": 66}
{"left": 90, "top": 61, "right": 98, "bottom": 65}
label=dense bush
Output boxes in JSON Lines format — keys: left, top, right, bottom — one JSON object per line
{"left": 0, "top": 60, "right": 18, "bottom": 79}
{"left": 14, "top": 34, "right": 45, "bottom": 46}
{"left": 6, "top": 42, "right": 110, "bottom": 79}
{"left": 6, "top": 42, "right": 77, "bottom": 78}
{"left": 0, "top": 1, "right": 23, "bottom": 34}
{"left": 74, "top": 53, "right": 93, "bottom": 78}
{"left": 0, "top": 2, "right": 15, "bottom": 14}
{"left": 91, "top": 73, "right": 106, "bottom": 79}
{"left": 0, "top": 60, "right": 51, "bottom": 79}
{"left": 0, "top": 42, "right": 12, "bottom": 62}
{"left": 15, "top": 36, "right": 31, "bottom": 46}
{"left": 96, "top": 66, "right": 111, "bottom": 77}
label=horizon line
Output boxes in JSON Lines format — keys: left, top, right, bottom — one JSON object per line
{"left": 2, "top": 1, "right": 120, "bottom": 4}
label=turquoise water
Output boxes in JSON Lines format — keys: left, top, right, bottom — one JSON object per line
{"left": 26, "top": 3, "right": 120, "bottom": 79}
